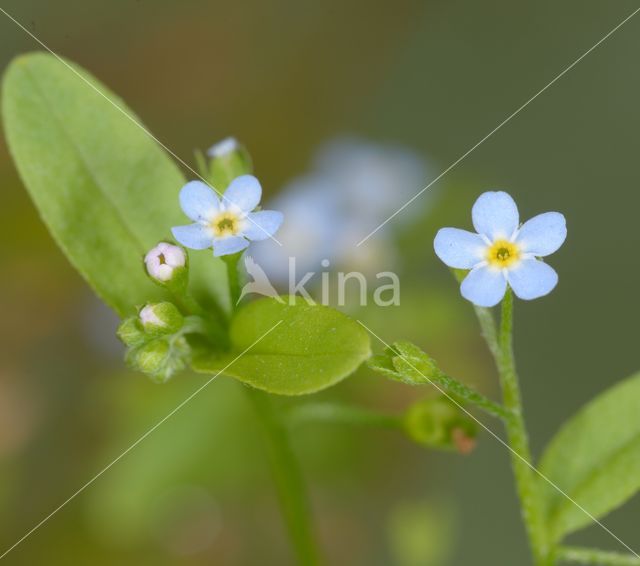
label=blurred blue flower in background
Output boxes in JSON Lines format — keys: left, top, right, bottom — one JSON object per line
{"left": 252, "top": 137, "right": 431, "bottom": 282}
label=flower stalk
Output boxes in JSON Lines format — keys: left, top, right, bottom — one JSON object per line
{"left": 225, "top": 251, "right": 319, "bottom": 565}
{"left": 494, "top": 289, "right": 550, "bottom": 564}
{"left": 246, "top": 389, "right": 321, "bottom": 566}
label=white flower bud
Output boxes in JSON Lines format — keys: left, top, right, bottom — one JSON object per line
{"left": 144, "top": 242, "right": 186, "bottom": 283}
{"left": 207, "top": 137, "right": 239, "bottom": 158}
{"left": 138, "top": 302, "right": 184, "bottom": 335}
{"left": 140, "top": 304, "right": 166, "bottom": 328}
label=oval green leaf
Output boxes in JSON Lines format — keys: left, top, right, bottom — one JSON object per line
{"left": 2, "top": 52, "right": 227, "bottom": 316}
{"left": 538, "top": 371, "right": 640, "bottom": 541}
{"left": 191, "top": 297, "right": 371, "bottom": 395}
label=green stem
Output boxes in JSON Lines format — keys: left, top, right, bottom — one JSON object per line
{"left": 473, "top": 304, "right": 501, "bottom": 360}
{"left": 247, "top": 389, "right": 321, "bottom": 566}
{"left": 288, "top": 402, "right": 403, "bottom": 430}
{"left": 430, "top": 370, "right": 510, "bottom": 421}
{"left": 557, "top": 547, "right": 640, "bottom": 565}
{"left": 227, "top": 254, "right": 320, "bottom": 565}
{"left": 496, "top": 289, "right": 550, "bottom": 565}
{"left": 223, "top": 253, "right": 242, "bottom": 308}
{"left": 454, "top": 268, "right": 500, "bottom": 358}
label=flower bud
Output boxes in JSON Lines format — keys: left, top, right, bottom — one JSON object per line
{"left": 128, "top": 336, "right": 189, "bottom": 383}
{"left": 207, "top": 137, "right": 241, "bottom": 158}
{"left": 205, "top": 137, "right": 252, "bottom": 189}
{"left": 144, "top": 242, "right": 188, "bottom": 291}
{"left": 135, "top": 339, "right": 171, "bottom": 375}
{"left": 139, "top": 302, "right": 184, "bottom": 335}
{"left": 117, "top": 317, "right": 146, "bottom": 347}
{"left": 404, "top": 396, "right": 477, "bottom": 454}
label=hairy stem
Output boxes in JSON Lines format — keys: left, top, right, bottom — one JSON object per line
{"left": 473, "top": 304, "right": 500, "bottom": 360}
{"left": 247, "top": 389, "right": 321, "bottom": 566}
{"left": 431, "top": 369, "right": 510, "bottom": 421}
{"left": 557, "top": 547, "right": 640, "bottom": 565}
{"left": 495, "top": 290, "right": 550, "bottom": 564}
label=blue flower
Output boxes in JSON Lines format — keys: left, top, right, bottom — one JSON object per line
{"left": 252, "top": 137, "right": 431, "bottom": 282}
{"left": 434, "top": 191, "right": 567, "bottom": 307}
{"left": 171, "top": 175, "right": 283, "bottom": 257}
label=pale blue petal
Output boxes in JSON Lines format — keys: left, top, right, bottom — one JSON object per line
{"left": 515, "top": 212, "right": 567, "bottom": 257}
{"left": 460, "top": 265, "right": 507, "bottom": 307}
{"left": 171, "top": 224, "right": 213, "bottom": 250}
{"left": 472, "top": 191, "right": 519, "bottom": 241}
{"left": 179, "top": 181, "right": 220, "bottom": 221}
{"left": 434, "top": 228, "right": 486, "bottom": 269}
{"left": 213, "top": 236, "right": 250, "bottom": 257}
{"left": 243, "top": 210, "right": 284, "bottom": 241}
{"left": 507, "top": 259, "right": 558, "bottom": 300}
{"left": 222, "top": 175, "right": 262, "bottom": 212}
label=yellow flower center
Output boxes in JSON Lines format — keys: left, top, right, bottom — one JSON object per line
{"left": 486, "top": 239, "right": 521, "bottom": 268}
{"left": 210, "top": 211, "right": 241, "bottom": 237}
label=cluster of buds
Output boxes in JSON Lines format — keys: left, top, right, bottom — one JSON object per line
{"left": 116, "top": 241, "right": 196, "bottom": 383}
{"left": 118, "top": 301, "right": 189, "bottom": 383}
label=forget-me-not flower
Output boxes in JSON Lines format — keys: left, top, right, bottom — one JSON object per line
{"left": 171, "top": 175, "right": 283, "bottom": 257}
{"left": 434, "top": 191, "right": 567, "bottom": 307}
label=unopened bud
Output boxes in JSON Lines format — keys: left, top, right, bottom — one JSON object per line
{"left": 139, "top": 302, "right": 184, "bottom": 335}
{"left": 205, "top": 137, "right": 252, "bottom": 189}
{"left": 117, "top": 317, "right": 145, "bottom": 347}
{"left": 135, "top": 339, "right": 170, "bottom": 375}
{"left": 404, "top": 396, "right": 477, "bottom": 454}
{"left": 207, "top": 137, "right": 240, "bottom": 158}
{"left": 128, "top": 335, "right": 189, "bottom": 384}
{"left": 144, "top": 242, "right": 188, "bottom": 291}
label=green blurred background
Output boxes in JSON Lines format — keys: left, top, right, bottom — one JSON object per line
{"left": 1, "top": 0, "right": 639, "bottom": 564}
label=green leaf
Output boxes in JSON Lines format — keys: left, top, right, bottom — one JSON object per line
{"left": 191, "top": 296, "right": 371, "bottom": 395}
{"left": 538, "top": 371, "right": 640, "bottom": 541}
{"left": 1, "top": 52, "right": 227, "bottom": 316}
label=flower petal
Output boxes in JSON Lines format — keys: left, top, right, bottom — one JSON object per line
{"left": 213, "top": 236, "right": 250, "bottom": 257}
{"left": 243, "top": 211, "right": 284, "bottom": 241}
{"left": 223, "top": 175, "right": 262, "bottom": 212}
{"left": 460, "top": 266, "right": 507, "bottom": 307}
{"left": 507, "top": 259, "right": 558, "bottom": 300}
{"left": 179, "top": 181, "right": 220, "bottom": 221}
{"left": 171, "top": 224, "right": 213, "bottom": 250}
{"left": 515, "top": 212, "right": 567, "bottom": 257}
{"left": 434, "top": 228, "right": 486, "bottom": 269}
{"left": 207, "top": 137, "right": 239, "bottom": 158}
{"left": 472, "top": 191, "right": 519, "bottom": 241}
